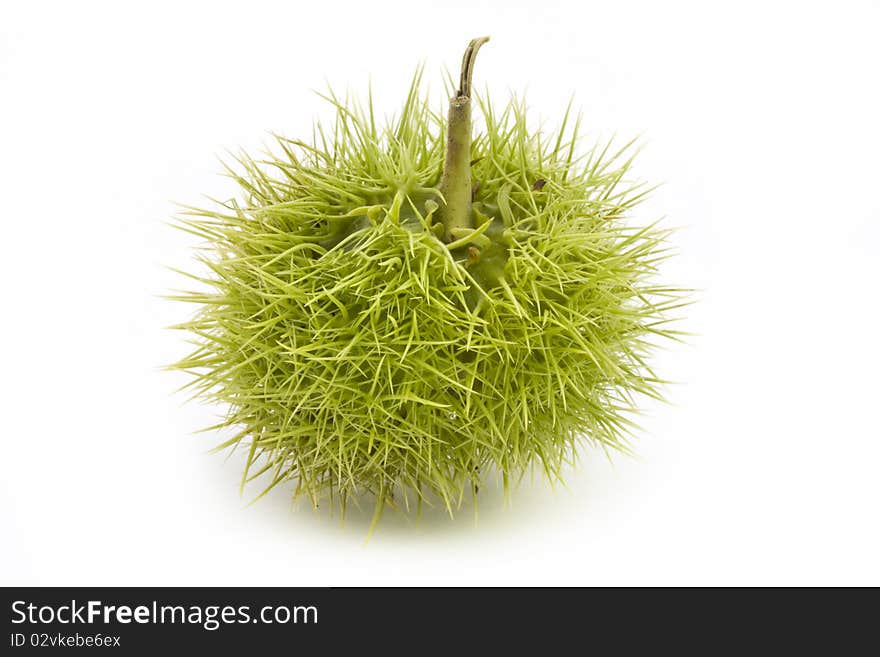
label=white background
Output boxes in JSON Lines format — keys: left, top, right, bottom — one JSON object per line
{"left": 2, "top": 0, "right": 878, "bottom": 586}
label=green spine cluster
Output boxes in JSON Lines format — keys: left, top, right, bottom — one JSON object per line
{"left": 170, "top": 41, "right": 685, "bottom": 525}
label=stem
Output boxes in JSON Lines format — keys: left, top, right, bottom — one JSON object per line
{"left": 438, "top": 36, "right": 489, "bottom": 241}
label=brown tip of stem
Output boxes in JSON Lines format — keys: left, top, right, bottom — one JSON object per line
{"left": 457, "top": 36, "right": 490, "bottom": 98}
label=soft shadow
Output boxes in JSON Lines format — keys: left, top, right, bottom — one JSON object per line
{"left": 221, "top": 448, "right": 611, "bottom": 543}
{"left": 179, "top": 400, "right": 629, "bottom": 544}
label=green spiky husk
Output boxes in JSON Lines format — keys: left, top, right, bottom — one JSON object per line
{"left": 171, "top": 71, "right": 684, "bottom": 520}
